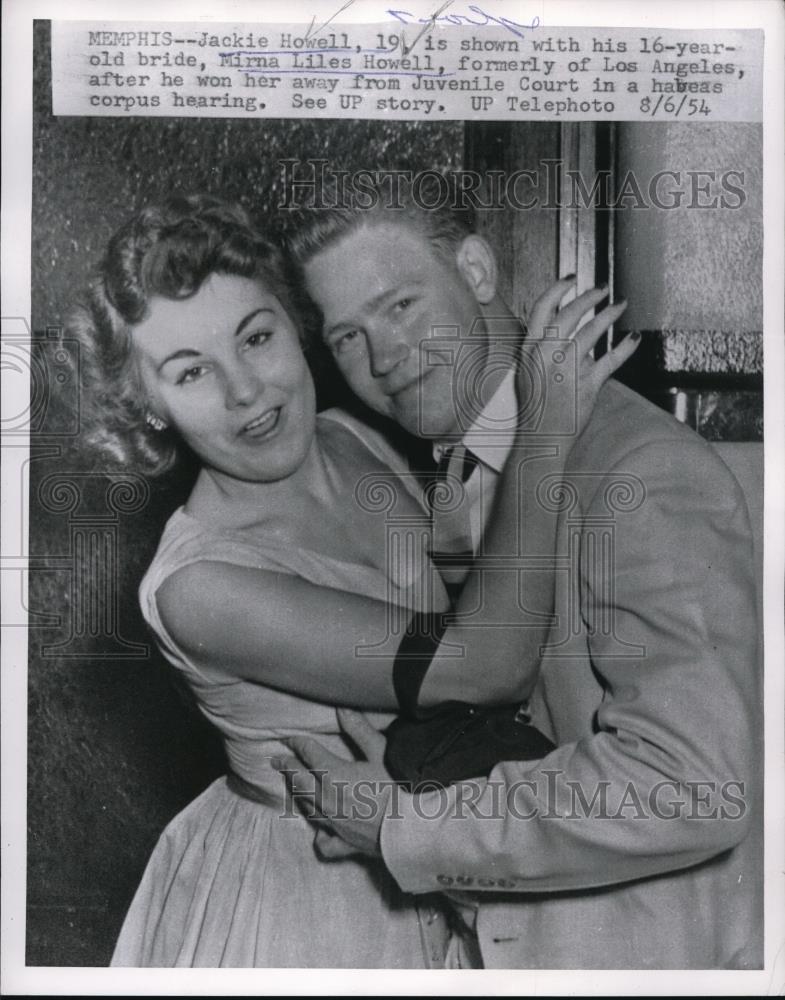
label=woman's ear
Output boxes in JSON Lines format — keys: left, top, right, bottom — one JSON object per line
{"left": 455, "top": 234, "right": 498, "bottom": 305}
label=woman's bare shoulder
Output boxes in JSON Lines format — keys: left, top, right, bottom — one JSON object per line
{"left": 318, "top": 408, "right": 409, "bottom": 472}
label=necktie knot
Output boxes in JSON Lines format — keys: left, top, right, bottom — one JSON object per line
{"left": 434, "top": 445, "right": 477, "bottom": 488}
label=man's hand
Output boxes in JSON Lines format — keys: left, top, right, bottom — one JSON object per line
{"left": 272, "top": 708, "right": 396, "bottom": 861}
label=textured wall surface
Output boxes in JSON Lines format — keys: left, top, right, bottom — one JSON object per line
{"left": 28, "top": 20, "right": 463, "bottom": 966}
{"left": 614, "top": 122, "right": 762, "bottom": 336}
{"left": 612, "top": 122, "right": 762, "bottom": 439}
{"left": 613, "top": 121, "right": 762, "bottom": 380}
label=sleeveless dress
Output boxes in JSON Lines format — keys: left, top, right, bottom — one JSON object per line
{"left": 111, "top": 410, "right": 449, "bottom": 968}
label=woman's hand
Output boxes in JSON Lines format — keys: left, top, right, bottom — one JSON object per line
{"left": 520, "top": 277, "right": 638, "bottom": 440}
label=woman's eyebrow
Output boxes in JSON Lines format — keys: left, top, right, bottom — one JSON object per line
{"left": 157, "top": 307, "right": 277, "bottom": 371}
{"left": 235, "top": 306, "right": 275, "bottom": 337}
{"left": 158, "top": 348, "right": 200, "bottom": 373}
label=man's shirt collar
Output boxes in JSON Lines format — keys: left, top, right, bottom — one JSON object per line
{"left": 432, "top": 366, "right": 518, "bottom": 475}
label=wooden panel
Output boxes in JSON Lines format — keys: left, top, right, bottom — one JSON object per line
{"left": 558, "top": 122, "right": 598, "bottom": 318}
{"left": 465, "top": 122, "right": 561, "bottom": 323}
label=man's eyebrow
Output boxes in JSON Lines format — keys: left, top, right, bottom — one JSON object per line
{"left": 157, "top": 307, "right": 276, "bottom": 371}
{"left": 324, "top": 282, "right": 423, "bottom": 338}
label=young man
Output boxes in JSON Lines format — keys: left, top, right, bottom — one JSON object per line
{"left": 277, "top": 180, "right": 761, "bottom": 969}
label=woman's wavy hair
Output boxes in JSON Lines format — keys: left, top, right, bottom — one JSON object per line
{"left": 66, "top": 194, "right": 305, "bottom": 475}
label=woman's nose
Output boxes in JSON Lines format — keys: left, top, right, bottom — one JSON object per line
{"left": 367, "top": 328, "right": 410, "bottom": 378}
{"left": 224, "top": 362, "right": 260, "bottom": 409}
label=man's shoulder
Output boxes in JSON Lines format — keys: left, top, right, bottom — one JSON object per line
{"left": 568, "top": 379, "right": 742, "bottom": 501}
{"left": 574, "top": 379, "right": 716, "bottom": 466}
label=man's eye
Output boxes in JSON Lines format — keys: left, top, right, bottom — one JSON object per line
{"left": 331, "top": 329, "right": 361, "bottom": 355}
{"left": 176, "top": 365, "right": 206, "bottom": 385}
{"left": 393, "top": 297, "right": 413, "bottom": 313}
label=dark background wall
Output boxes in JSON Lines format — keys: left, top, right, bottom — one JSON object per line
{"left": 28, "top": 20, "right": 464, "bottom": 966}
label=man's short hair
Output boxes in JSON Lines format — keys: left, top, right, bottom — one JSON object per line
{"left": 286, "top": 172, "right": 477, "bottom": 269}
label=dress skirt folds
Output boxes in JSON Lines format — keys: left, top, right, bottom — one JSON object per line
{"left": 112, "top": 776, "right": 432, "bottom": 967}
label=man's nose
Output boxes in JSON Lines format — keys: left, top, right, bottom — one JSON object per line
{"left": 366, "top": 327, "right": 410, "bottom": 378}
{"left": 224, "top": 361, "right": 260, "bottom": 408}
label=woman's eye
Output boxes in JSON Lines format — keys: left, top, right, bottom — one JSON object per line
{"left": 393, "top": 297, "right": 413, "bottom": 313}
{"left": 176, "top": 365, "right": 206, "bottom": 385}
{"left": 245, "top": 330, "right": 272, "bottom": 348}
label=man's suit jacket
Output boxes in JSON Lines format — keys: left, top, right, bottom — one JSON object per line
{"left": 380, "top": 380, "right": 761, "bottom": 969}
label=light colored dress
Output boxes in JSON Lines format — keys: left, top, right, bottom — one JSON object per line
{"left": 111, "top": 410, "right": 449, "bottom": 968}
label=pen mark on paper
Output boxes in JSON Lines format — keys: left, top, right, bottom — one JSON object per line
{"left": 401, "top": 0, "right": 454, "bottom": 55}
{"left": 388, "top": 4, "right": 540, "bottom": 40}
{"left": 305, "top": 0, "right": 357, "bottom": 42}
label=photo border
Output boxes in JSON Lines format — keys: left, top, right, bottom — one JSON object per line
{"left": 2, "top": 0, "right": 783, "bottom": 994}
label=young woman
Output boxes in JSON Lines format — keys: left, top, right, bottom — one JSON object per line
{"left": 68, "top": 194, "right": 635, "bottom": 967}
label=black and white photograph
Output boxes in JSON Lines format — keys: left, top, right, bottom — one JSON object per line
{"left": 2, "top": 0, "right": 783, "bottom": 994}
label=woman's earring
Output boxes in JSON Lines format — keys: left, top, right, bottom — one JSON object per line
{"left": 146, "top": 412, "right": 168, "bottom": 432}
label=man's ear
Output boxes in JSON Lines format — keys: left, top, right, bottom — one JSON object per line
{"left": 455, "top": 234, "right": 498, "bottom": 305}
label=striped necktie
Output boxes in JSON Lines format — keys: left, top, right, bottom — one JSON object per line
{"left": 427, "top": 445, "right": 477, "bottom": 603}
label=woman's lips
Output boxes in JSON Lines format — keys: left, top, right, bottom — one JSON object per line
{"left": 241, "top": 406, "right": 282, "bottom": 439}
